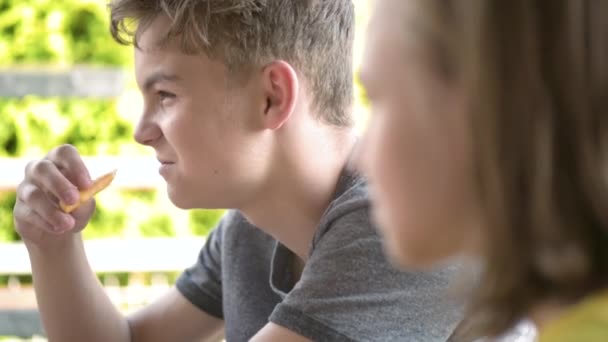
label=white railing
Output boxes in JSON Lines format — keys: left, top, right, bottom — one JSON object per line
{"left": 0, "top": 237, "right": 204, "bottom": 276}
{"left": 0, "top": 156, "right": 164, "bottom": 191}
{"left": 0, "top": 237, "right": 205, "bottom": 337}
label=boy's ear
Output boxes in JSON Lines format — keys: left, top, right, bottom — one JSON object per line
{"left": 259, "top": 60, "right": 299, "bottom": 130}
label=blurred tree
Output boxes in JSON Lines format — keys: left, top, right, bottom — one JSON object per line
{"left": 0, "top": 0, "right": 130, "bottom": 65}
{"left": 190, "top": 209, "right": 225, "bottom": 237}
{"left": 0, "top": 192, "right": 17, "bottom": 242}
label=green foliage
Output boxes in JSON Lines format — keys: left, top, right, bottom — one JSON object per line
{"left": 0, "top": 0, "right": 130, "bottom": 66}
{"left": 0, "top": 192, "right": 18, "bottom": 242}
{"left": 84, "top": 202, "right": 127, "bottom": 239}
{"left": 0, "top": 0, "right": 137, "bottom": 158}
{"left": 96, "top": 271, "right": 181, "bottom": 287}
{"left": 190, "top": 209, "right": 224, "bottom": 237}
{"left": 100, "top": 272, "right": 130, "bottom": 287}
{"left": 0, "top": 97, "right": 135, "bottom": 157}
{"left": 122, "top": 189, "right": 156, "bottom": 203}
{"left": 0, "top": 102, "right": 18, "bottom": 155}
{"left": 139, "top": 214, "right": 175, "bottom": 238}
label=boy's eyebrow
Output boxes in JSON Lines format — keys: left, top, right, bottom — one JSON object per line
{"left": 143, "top": 71, "right": 181, "bottom": 92}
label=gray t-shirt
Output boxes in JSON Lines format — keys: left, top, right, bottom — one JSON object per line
{"left": 176, "top": 169, "right": 464, "bottom": 341}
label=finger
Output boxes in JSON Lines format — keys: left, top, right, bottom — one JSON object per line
{"left": 17, "top": 183, "right": 75, "bottom": 232}
{"left": 13, "top": 201, "right": 57, "bottom": 241}
{"left": 13, "top": 200, "right": 60, "bottom": 238}
{"left": 25, "top": 159, "right": 80, "bottom": 206}
{"left": 14, "top": 202, "right": 47, "bottom": 242}
{"left": 71, "top": 197, "right": 96, "bottom": 228}
{"left": 47, "top": 144, "right": 92, "bottom": 190}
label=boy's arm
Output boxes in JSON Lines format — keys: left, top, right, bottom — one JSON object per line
{"left": 128, "top": 287, "right": 224, "bottom": 342}
{"left": 251, "top": 323, "right": 312, "bottom": 342}
{"left": 26, "top": 233, "right": 131, "bottom": 342}
{"left": 27, "top": 233, "right": 223, "bottom": 342}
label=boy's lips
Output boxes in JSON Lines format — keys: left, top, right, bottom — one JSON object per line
{"left": 158, "top": 160, "right": 175, "bottom": 177}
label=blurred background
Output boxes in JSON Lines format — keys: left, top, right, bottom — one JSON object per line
{"left": 0, "top": 0, "right": 370, "bottom": 340}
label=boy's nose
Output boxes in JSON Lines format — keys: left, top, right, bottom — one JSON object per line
{"left": 134, "top": 112, "right": 162, "bottom": 146}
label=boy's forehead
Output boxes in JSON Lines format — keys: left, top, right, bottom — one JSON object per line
{"left": 136, "top": 15, "right": 182, "bottom": 54}
{"left": 134, "top": 40, "right": 230, "bottom": 93}
{"left": 134, "top": 17, "right": 187, "bottom": 71}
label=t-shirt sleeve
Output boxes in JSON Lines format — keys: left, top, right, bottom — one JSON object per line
{"left": 175, "top": 214, "right": 227, "bottom": 319}
{"left": 269, "top": 208, "right": 464, "bottom": 342}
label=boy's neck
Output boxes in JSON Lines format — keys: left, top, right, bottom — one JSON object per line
{"left": 240, "top": 125, "right": 357, "bottom": 261}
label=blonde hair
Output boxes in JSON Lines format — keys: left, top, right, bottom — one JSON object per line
{"left": 109, "top": 0, "right": 355, "bottom": 127}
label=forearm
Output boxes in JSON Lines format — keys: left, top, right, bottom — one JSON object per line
{"left": 26, "top": 233, "right": 130, "bottom": 342}
{"left": 127, "top": 287, "right": 225, "bottom": 342}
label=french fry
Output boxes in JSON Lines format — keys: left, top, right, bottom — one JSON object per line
{"left": 59, "top": 169, "right": 117, "bottom": 213}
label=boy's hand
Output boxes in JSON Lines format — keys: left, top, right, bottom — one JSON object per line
{"left": 13, "top": 144, "right": 96, "bottom": 247}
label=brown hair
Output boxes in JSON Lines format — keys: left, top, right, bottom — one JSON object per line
{"left": 414, "top": 0, "right": 608, "bottom": 339}
{"left": 108, "top": 0, "right": 355, "bottom": 127}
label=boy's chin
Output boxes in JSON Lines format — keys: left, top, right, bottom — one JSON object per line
{"left": 166, "top": 187, "right": 197, "bottom": 209}
{"left": 167, "top": 186, "right": 230, "bottom": 210}
{"left": 168, "top": 197, "right": 192, "bottom": 210}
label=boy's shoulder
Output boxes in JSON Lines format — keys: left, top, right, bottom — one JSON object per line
{"left": 313, "top": 167, "right": 371, "bottom": 244}
{"left": 274, "top": 168, "right": 465, "bottom": 341}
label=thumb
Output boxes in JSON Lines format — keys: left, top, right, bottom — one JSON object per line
{"left": 70, "top": 198, "right": 96, "bottom": 232}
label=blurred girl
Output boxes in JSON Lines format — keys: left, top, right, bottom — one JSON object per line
{"left": 358, "top": 1, "right": 608, "bottom": 340}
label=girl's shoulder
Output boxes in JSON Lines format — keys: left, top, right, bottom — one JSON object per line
{"left": 540, "top": 289, "right": 608, "bottom": 342}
